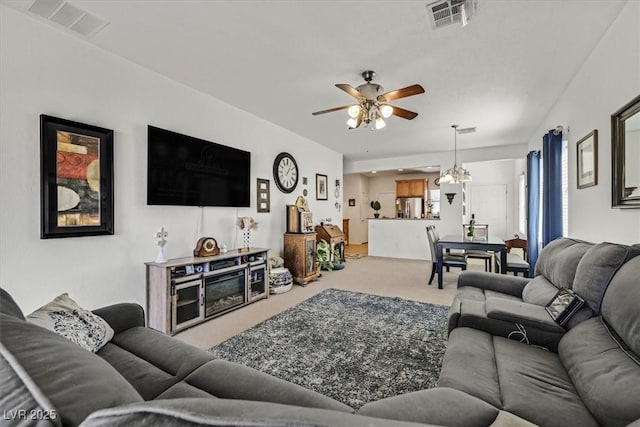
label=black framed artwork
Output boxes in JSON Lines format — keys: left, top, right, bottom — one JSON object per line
{"left": 40, "top": 115, "right": 114, "bottom": 239}
{"left": 316, "top": 174, "right": 328, "bottom": 200}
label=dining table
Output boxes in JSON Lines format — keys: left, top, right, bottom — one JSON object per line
{"left": 436, "top": 234, "right": 507, "bottom": 289}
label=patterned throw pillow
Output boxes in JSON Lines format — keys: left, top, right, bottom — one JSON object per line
{"left": 26, "top": 293, "right": 114, "bottom": 352}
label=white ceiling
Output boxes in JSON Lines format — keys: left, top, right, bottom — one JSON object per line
{"left": 4, "top": 0, "right": 628, "bottom": 163}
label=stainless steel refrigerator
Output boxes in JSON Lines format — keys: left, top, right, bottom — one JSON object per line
{"left": 396, "top": 197, "right": 424, "bottom": 219}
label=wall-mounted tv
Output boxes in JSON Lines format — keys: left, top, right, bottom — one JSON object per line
{"left": 147, "top": 126, "right": 251, "bottom": 207}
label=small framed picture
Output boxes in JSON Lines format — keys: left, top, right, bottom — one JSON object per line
{"left": 348, "top": 198, "right": 356, "bottom": 206}
{"left": 40, "top": 115, "right": 114, "bottom": 239}
{"left": 577, "top": 129, "right": 598, "bottom": 189}
{"left": 316, "top": 174, "right": 328, "bottom": 200}
{"left": 256, "top": 178, "right": 270, "bottom": 212}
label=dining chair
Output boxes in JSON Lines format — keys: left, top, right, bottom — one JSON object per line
{"left": 426, "top": 226, "right": 467, "bottom": 285}
{"left": 462, "top": 223, "right": 493, "bottom": 272}
{"left": 505, "top": 237, "right": 530, "bottom": 276}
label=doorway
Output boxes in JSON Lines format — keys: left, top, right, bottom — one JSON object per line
{"left": 469, "top": 184, "right": 507, "bottom": 239}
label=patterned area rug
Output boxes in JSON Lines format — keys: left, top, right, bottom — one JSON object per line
{"left": 209, "top": 289, "right": 449, "bottom": 409}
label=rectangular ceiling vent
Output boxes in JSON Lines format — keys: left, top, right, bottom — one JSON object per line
{"left": 426, "top": 0, "right": 476, "bottom": 29}
{"left": 27, "top": 0, "right": 108, "bottom": 38}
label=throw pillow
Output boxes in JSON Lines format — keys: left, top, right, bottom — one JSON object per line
{"left": 26, "top": 294, "right": 114, "bottom": 352}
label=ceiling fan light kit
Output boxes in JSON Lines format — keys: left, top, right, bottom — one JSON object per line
{"left": 440, "top": 124, "right": 473, "bottom": 184}
{"left": 312, "top": 70, "right": 425, "bottom": 130}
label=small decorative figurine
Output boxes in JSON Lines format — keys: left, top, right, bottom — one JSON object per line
{"left": 155, "top": 227, "right": 168, "bottom": 263}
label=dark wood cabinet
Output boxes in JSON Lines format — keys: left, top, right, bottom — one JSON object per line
{"left": 284, "top": 233, "right": 318, "bottom": 285}
{"left": 342, "top": 219, "right": 349, "bottom": 246}
{"left": 316, "top": 224, "right": 345, "bottom": 263}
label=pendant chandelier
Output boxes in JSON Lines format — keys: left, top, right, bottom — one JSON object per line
{"left": 440, "top": 124, "right": 472, "bottom": 184}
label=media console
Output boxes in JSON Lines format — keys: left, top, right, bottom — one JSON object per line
{"left": 145, "top": 247, "right": 269, "bottom": 335}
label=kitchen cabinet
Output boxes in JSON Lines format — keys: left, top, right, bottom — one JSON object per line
{"left": 396, "top": 179, "right": 427, "bottom": 197}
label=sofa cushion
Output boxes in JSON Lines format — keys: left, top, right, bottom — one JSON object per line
{"left": 572, "top": 242, "right": 640, "bottom": 314}
{"left": 1, "top": 342, "right": 60, "bottom": 427}
{"left": 80, "top": 398, "right": 429, "bottom": 427}
{"left": 559, "top": 317, "right": 640, "bottom": 427}
{"left": 184, "top": 359, "right": 354, "bottom": 413}
{"left": 600, "top": 256, "right": 640, "bottom": 357}
{"left": 438, "top": 328, "right": 501, "bottom": 408}
{"left": 358, "top": 387, "right": 500, "bottom": 427}
{"left": 439, "top": 327, "right": 599, "bottom": 427}
{"left": 0, "top": 314, "right": 143, "bottom": 426}
{"left": 96, "top": 326, "right": 214, "bottom": 400}
{"left": 533, "top": 238, "right": 592, "bottom": 290}
{"left": 26, "top": 293, "right": 114, "bottom": 352}
{"left": 521, "top": 275, "right": 558, "bottom": 305}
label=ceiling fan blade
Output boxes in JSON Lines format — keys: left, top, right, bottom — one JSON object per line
{"left": 335, "top": 84, "right": 364, "bottom": 99}
{"left": 312, "top": 105, "right": 351, "bottom": 116}
{"left": 389, "top": 105, "right": 419, "bottom": 120}
{"left": 378, "top": 84, "right": 425, "bottom": 102}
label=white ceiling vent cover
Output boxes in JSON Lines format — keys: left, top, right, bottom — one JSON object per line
{"left": 426, "top": 0, "right": 476, "bottom": 29}
{"left": 26, "top": 0, "right": 109, "bottom": 38}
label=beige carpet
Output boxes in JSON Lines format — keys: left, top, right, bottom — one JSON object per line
{"left": 176, "top": 255, "right": 483, "bottom": 350}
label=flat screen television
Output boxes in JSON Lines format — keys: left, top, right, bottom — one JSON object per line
{"left": 147, "top": 126, "right": 251, "bottom": 207}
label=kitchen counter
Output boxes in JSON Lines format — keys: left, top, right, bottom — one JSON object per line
{"left": 367, "top": 217, "right": 459, "bottom": 260}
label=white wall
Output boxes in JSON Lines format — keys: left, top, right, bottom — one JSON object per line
{"left": 526, "top": 0, "right": 640, "bottom": 244}
{"left": 0, "top": 7, "right": 342, "bottom": 313}
{"left": 464, "top": 159, "right": 524, "bottom": 239}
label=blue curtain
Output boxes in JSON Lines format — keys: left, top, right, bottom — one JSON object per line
{"left": 527, "top": 151, "right": 541, "bottom": 276}
{"left": 542, "top": 130, "right": 563, "bottom": 246}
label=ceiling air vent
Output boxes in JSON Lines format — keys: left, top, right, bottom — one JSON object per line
{"left": 426, "top": 0, "right": 476, "bottom": 29}
{"left": 26, "top": 0, "right": 108, "bottom": 38}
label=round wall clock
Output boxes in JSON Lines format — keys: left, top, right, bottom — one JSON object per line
{"left": 273, "top": 152, "right": 299, "bottom": 193}
{"left": 434, "top": 177, "right": 441, "bottom": 186}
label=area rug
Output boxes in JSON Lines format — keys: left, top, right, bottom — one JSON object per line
{"left": 209, "top": 288, "right": 449, "bottom": 409}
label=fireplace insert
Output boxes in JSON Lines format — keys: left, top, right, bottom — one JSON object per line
{"left": 204, "top": 266, "right": 247, "bottom": 317}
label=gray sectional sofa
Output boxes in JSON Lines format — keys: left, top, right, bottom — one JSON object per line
{"left": 0, "top": 289, "right": 429, "bottom": 427}
{"left": 359, "top": 254, "right": 640, "bottom": 427}
{"left": 448, "top": 238, "right": 640, "bottom": 350}
{"left": 2, "top": 237, "right": 640, "bottom": 426}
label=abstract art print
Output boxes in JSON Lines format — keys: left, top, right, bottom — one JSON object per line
{"left": 40, "top": 115, "right": 114, "bottom": 238}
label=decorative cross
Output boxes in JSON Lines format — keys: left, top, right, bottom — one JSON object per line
{"left": 155, "top": 227, "right": 168, "bottom": 247}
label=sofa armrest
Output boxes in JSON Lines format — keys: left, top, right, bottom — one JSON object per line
{"left": 458, "top": 271, "right": 530, "bottom": 297}
{"left": 92, "top": 303, "right": 145, "bottom": 334}
{"left": 485, "top": 298, "right": 564, "bottom": 333}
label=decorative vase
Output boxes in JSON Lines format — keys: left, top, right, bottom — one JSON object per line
{"left": 242, "top": 229, "right": 251, "bottom": 248}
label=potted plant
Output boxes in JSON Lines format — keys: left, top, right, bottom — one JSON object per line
{"left": 317, "top": 239, "right": 342, "bottom": 271}
{"left": 370, "top": 200, "right": 381, "bottom": 218}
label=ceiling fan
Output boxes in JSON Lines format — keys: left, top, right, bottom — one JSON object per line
{"left": 312, "top": 70, "right": 425, "bottom": 130}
